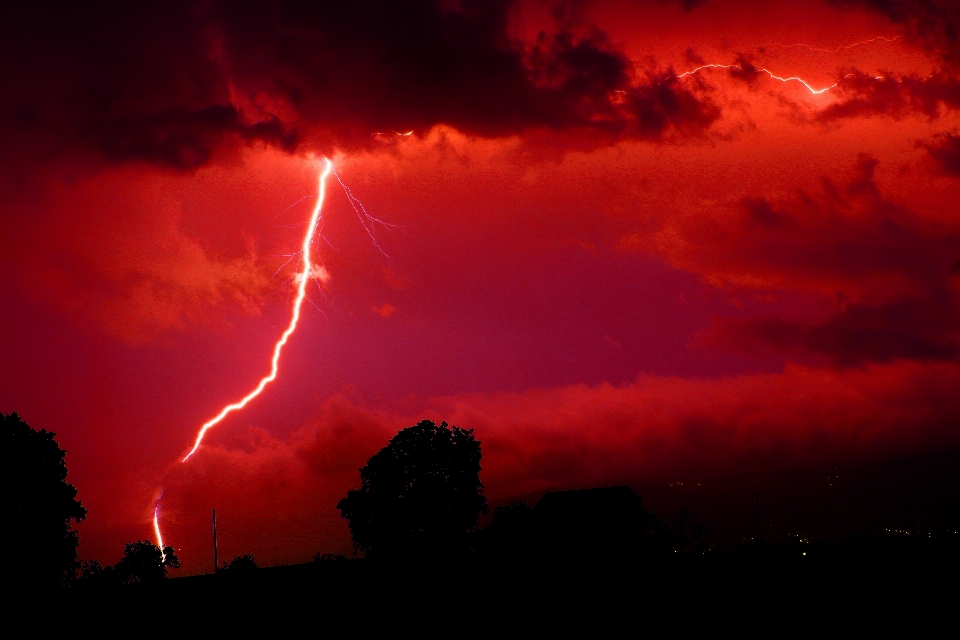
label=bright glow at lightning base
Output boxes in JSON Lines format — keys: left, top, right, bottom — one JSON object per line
{"left": 182, "top": 158, "right": 334, "bottom": 462}
{"left": 153, "top": 505, "right": 164, "bottom": 551}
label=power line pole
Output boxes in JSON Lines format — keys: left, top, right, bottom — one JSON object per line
{"left": 755, "top": 493, "right": 763, "bottom": 545}
{"left": 212, "top": 508, "right": 219, "bottom": 573}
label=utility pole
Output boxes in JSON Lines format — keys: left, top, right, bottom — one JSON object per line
{"left": 755, "top": 493, "right": 763, "bottom": 545}
{"left": 212, "top": 508, "right": 219, "bottom": 573}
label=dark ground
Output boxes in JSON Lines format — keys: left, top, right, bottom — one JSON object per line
{"left": 15, "top": 448, "right": 960, "bottom": 631}
{"left": 30, "top": 537, "right": 959, "bottom": 633}
{"left": 493, "top": 448, "right": 960, "bottom": 549}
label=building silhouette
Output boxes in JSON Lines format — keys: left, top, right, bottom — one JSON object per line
{"left": 534, "top": 485, "right": 661, "bottom": 558}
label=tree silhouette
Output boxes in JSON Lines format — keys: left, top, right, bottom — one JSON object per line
{"left": 337, "top": 420, "right": 488, "bottom": 558}
{"left": 78, "top": 559, "right": 118, "bottom": 590}
{"left": 534, "top": 486, "right": 668, "bottom": 559}
{"left": 666, "top": 508, "right": 709, "bottom": 554}
{"left": 479, "top": 501, "right": 535, "bottom": 556}
{"left": 115, "top": 540, "right": 180, "bottom": 583}
{"left": 314, "top": 552, "right": 347, "bottom": 563}
{"left": 2, "top": 412, "right": 86, "bottom": 588}
{"left": 225, "top": 553, "right": 259, "bottom": 574}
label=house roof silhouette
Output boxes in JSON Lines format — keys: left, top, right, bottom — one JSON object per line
{"left": 533, "top": 485, "right": 657, "bottom": 555}
{"left": 535, "top": 485, "right": 645, "bottom": 517}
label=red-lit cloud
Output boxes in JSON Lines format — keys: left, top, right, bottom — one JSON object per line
{"left": 833, "top": 0, "right": 960, "bottom": 66}
{"left": 921, "top": 132, "right": 960, "bottom": 175}
{"left": 155, "top": 358, "right": 960, "bottom": 571}
{"left": 623, "top": 155, "right": 960, "bottom": 297}
{"left": 820, "top": 70, "right": 960, "bottom": 121}
{"left": 627, "top": 153, "right": 960, "bottom": 365}
{"left": 3, "top": 0, "right": 960, "bottom": 571}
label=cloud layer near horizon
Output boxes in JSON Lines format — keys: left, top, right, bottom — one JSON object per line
{"left": 150, "top": 358, "right": 960, "bottom": 571}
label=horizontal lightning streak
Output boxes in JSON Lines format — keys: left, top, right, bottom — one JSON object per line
{"left": 674, "top": 64, "right": 841, "bottom": 94}
{"left": 761, "top": 35, "right": 901, "bottom": 54}
{"left": 181, "top": 158, "right": 334, "bottom": 462}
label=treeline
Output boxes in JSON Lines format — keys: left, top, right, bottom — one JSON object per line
{"left": 8, "top": 412, "right": 954, "bottom": 594}
{"left": 78, "top": 541, "right": 179, "bottom": 588}
{"left": 3, "top": 412, "right": 704, "bottom": 591}
{"left": 3, "top": 413, "right": 180, "bottom": 589}
{"left": 333, "top": 420, "right": 702, "bottom": 561}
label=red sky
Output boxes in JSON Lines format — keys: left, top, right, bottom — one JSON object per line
{"left": 3, "top": 0, "right": 960, "bottom": 573}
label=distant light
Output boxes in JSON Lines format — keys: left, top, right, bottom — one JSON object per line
{"left": 802, "top": 552, "right": 807, "bottom": 556}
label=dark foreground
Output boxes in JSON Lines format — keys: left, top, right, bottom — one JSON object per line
{"left": 22, "top": 535, "right": 960, "bottom": 632}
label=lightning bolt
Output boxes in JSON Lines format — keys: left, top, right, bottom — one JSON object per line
{"left": 333, "top": 165, "right": 399, "bottom": 260}
{"left": 153, "top": 502, "right": 165, "bottom": 560}
{"left": 670, "top": 34, "right": 900, "bottom": 95}
{"left": 153, "top": 158, "right": 391, "bottom": 555}
{"left": 760, "top": 35, "right": 901, "bottom": 54}
{"left": 182, "top": 158, "right": 334, "bottom": 462}
{"left": 673, "top": 63, "right": 844, "bottom": 94}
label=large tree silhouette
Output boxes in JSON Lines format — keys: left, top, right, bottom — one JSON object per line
{"left": 224, "top": 553, "right": 259, "bottom": 574}
{"left": 338, "top": 420, "right": 488, "bottom": 558}
{"left": 115, "top": 540, "right": 180, "bottom": 584}
{"left": 2, "top": 412, "right": 86, "bottom": 588}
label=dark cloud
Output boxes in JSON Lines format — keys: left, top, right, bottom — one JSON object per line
{"left": 819, "top": 71, "right": 960, "bottom": 122}
{"left": 1, "top": 2, "right": 238, "bottom": 170}
{"left": 0, "top": 0, "right": 720, "bottom": 172}
{"left": 728, "top": 53, "right": 762, "bottom": 85}
{"left": 95, "top": 107, "right": 298, "bottom": 170}
{"left": 684, "top": 48, "right": 706, "bottom": 66}
{"left": 220, "top": 0, "right": 720, "bottom": 144}
{"left": 681, "top": 155, "right": 960, "bottom": 366}
{"left": 663, "top": 0, "right": 708, "bottom": 10}
{"left": 628, "top": 155, "right": 960, "bottom": 299}
{"left": 832, "top": 0, "right": 960, "bottom": 66}
{"left": 624, "top": 71, "right": 721, "bottom": 139}
{"left": 706, "top": 298, "right": 959, "bottom": 366}
{"left": 920, "top": 133, "right": 960, "bottom": 175}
